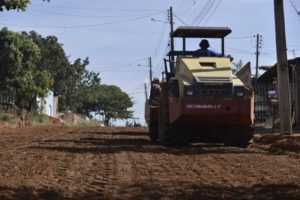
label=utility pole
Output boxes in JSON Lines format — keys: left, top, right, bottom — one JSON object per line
{"left": 290, "top": 49, "right": 296, "bottom": 58}
{"left": 168, "top": 7, "right": 175, "bottom": 72}
{"left": 274, "top": 0, "right": 292, "bottom": 134}
{"left": 149, "top": 57, "right": 152, "bottom": 83}
{"left": 255, "top": 34, "right": 261, "bottom": 81}
{"left": 144, "top": 83, "right": 148, "bottom": 101}
{"left": 169, "top": 7, "right": 174, "bottom": 54}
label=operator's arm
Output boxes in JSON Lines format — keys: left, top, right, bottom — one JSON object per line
{"left": 209, "top": 50, "right": 222, "bottom": 57}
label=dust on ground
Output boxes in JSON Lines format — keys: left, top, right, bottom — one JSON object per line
{"left": 0, "top": 126, "right": 300, "bottom": 200}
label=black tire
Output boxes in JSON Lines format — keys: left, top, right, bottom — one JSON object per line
{"left": 158, "top": 83, "right": 171, "bottom": 145}
{"left": 149, "top": 123, "right": 158, "bottom": 141}
{"left": 149, "top": 83, "right": 161, "bottom": 141}
{"left": 158, "top": 83, "right": 191, "bottom": 146}
{"left": 223, "top": 140, "right": 250, "bottom": 148}
{"left": 223, "top": 125, "right": 254, "bottom": 148}
{"left": 170, "top": 79, "right": 179, "bottom": 97}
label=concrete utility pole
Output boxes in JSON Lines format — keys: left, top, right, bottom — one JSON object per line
{"left": 274, "top": 0, "right": 293, "bottom": 134}
{"left": 255, "top": 34, "right": 261, "bottom": 81}
{"left": 169, "top": 6, "right": 175, "bottom": 72}
{"left": 169, "top": 7, "right": 174, "bottom": 53}
{"left": 144, "top": 83, "right": 148, "bottom": 101}
{"left": 148, "top": 57, "right": 153, "bottom": 83}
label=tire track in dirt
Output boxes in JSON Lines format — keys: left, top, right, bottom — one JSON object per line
{"left": 1, "top": 126, "right": 300, "bottom": 199}
{"left": 68, "top": 132, "right": 119, "bottom": 199}
{"left": 0, "top": 126, "right": 70, "bottom": 154}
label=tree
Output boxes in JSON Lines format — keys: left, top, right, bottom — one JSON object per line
{"left": 96, "top": 85, "right": 133, "bottom": 125}
{"left": 58, "top": 58, "right": 94, "bottom": 112}
{"left": 233, "top": 59, "right": 244, "bottom": 73}
{"left": 75, "top": 70, "right": 101, "bottom": 117}
{"left": 0, "top": 0, "right": 49, "bottom": 11}
{"left": 26, "top": 31, "right": 71, "bottom": 96}
{"left": 0, "top": 28, "right": 53, "bottom": 110}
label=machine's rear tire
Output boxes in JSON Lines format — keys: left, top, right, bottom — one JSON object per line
{"left": 148, "top": 83, "right": 161, "bottom": 141}
{"left": 158, "top": 83, "right": 190, "bottom": 146}
{"left": 158, "top": 84, "right": 171, "bottom": 145}
{"left": 223, "top": 140, "right": 250, "bottom": 148}
{"left": 223, "top": 125, "right": 254, "bottom": 148}
{"left": 149, "top": 123, "right": 158, "bottom": 141}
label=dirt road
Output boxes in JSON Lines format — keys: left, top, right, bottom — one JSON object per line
{"left": 0, "top": 125, "right": 300, "bottom": 200}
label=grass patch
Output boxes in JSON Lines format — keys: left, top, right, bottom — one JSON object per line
{"left": 0, "top": 109, "right": 18, "bottom": 124}
{"left": 66, "top": 119, "right": 102, "bottom": 127}
{"left": 29, "top": 111, "right": 49, "bottom": 124}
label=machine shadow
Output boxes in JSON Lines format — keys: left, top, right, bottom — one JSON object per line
{"left": 29, "top": 131, "right": 264, "bottom": 156}
{"left": 118, "top": 182, "right": 300, "bottom": 200}
{"left": 2, "top": 182, "right": 297, "bottom": 200}
{"left": 0, "top": 185, "right": 109, "bottom": 200}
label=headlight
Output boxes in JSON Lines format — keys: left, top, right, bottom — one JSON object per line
{"left": 236, "top": 91, "right": 244, "bottom": 97}
{"left": 186, "top": 91, "right": 194, "bottom": 96}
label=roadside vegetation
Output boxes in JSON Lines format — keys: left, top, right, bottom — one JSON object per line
{"left": 0, "top": 27, "right": 133, "bottom": 126}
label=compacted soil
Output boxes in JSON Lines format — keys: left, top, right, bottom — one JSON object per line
{"left": 0, "top": 125, "right": 300, "bottom": 200}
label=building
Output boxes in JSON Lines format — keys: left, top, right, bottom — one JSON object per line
{"left": 37, "top": 90, "right": 58, "bottom": 117}
{"left": 257, "top": 57, "right": 300, "bottom": 128}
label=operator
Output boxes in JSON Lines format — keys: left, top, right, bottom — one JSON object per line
{"left": 193, "top": 39, "right": 222, "bottom": 57}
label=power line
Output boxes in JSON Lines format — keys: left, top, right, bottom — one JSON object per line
{"left": 196, "top": 0, "right": 216, "bottom": 25}
{"left": 260, "top": 51, "right": 276, "bottom": 59}
{"left": 203, "top": 0, "right": 222, "bottom": 25}
{"left": 175, "top": 0, "right": 194, "bottom": 17}
{"left": 191, "top": 1, "right": 209, "bottom": 25}
{"left": 226, "top": 46, "right": 254, "bottom": 54}
{"left": 30, "top": 8, "right": 151, "bottom": 19}
{"left": 0, "top": 11, "right": 165, "bottom": 29}
{"left": 185, "top": 0, "right": 204, "bottom": 21}
{"left": 92, "top": 58, "right": 148, "bottom": 66}
{"left": 30, "top": 4, "right": 161, "bottom": 12}
{"left": 173, "top": 14, "right": 188, "bottom": 25}
{"left": 289, "top": 0, "right": 300, "bottom": 16}
{"left": 227, "top": 36, "right": 253, "bottom": 39}
{"left": 154, "top": 23, "right": 168, "bottom": 57}
{"left": 192, "top": 0, "right": 214, "bottom": 25}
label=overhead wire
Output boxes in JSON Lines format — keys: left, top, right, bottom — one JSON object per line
{"left": 93, "top": 57, "right": 148, "bottom": 66}
{"left": 154, "top": 44, "right": 170, "bottom": 77}
{"left": 289, "top": 0, "right": 300, "bottom": 16}
{"left": 227, "top": 36, "right": 253, "bottom": 40}
{"left": 203, "top": 0, "right": 222, "bottom": 25}
{"left": 194, "top": 0, "right": 216, "bottom": 25}
{"left": 175, "top": 1, "right": 190, "bottom": 16}
{"left": 191, "top": 0, "right": 212, "bottom": 25}
{"left": 185, "top": 0, "right": 204, "bottom": 22}
{"left": 29, "top": 8, "right": 152, "bottom": 19}
{"left": 174, "top": 0, "right": 187, "bottom": 14}
{"left": 154, "top": 22, "right": 168, "bottom": 57}
{"left": 0, "top": 10, "right": 165, "bottom": 29}
{"left": 176, "top": 0, "right": 195, "bottom": 17}
{"left": 173, "top": 14, "right": 188, "bottom": 26}
{"left": 30, "top": 4, "right": 161, "bottom": 12}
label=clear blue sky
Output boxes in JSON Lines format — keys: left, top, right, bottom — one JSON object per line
{"left": 1, "top": 0, "right": 300, "bottom": 125}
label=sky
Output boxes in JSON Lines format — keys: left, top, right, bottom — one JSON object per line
{"left": 1, "top": 0, "right": 300, "bottom": 125}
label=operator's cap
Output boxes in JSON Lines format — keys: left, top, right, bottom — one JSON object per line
{"left": 200, "top": 39, "right": 210, "bottom": 48}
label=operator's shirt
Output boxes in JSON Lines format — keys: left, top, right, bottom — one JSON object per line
{"left": 192, "top": 49, "right": 222, "bottom": 57}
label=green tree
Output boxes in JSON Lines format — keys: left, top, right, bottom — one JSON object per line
{"left": 26, "top": 31, "right": 71, "bottom": 96}
{"left": 0, "top": 0, "right": 49, "bottom": 11}
{"left": 76, "top": 70, "right": 101, "bottom": 117}
{"left": 233, "top": 59, "right": 244, "bottom": 73}
{"left": 96, "top": 85, "right": 133, "bottom": 125}
{"left": 58, "top": 58, "right": 93, "bottom": 112}
{"left": 0, "top": 28, "right": 53, "bottom": 110}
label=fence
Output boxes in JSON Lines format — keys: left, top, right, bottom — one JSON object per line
{"left": 253, "top": 84, "right": 279, "bottom": 132}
